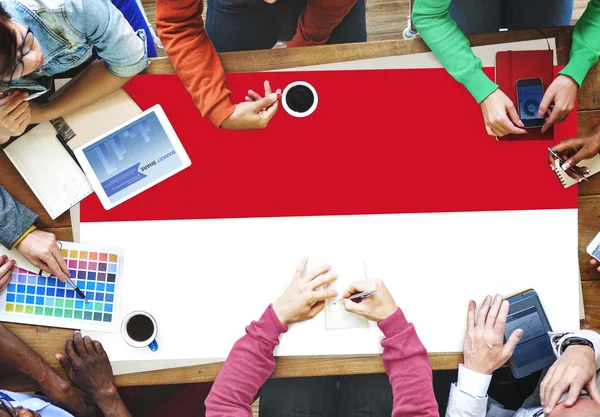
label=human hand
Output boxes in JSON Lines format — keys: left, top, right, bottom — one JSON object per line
{"left": 341, "top": 279, "right": 398, "bottom": 322}
{"left": 539, "top": 75, "right": 578, "bottom": 134}
{"left": 480, "top": 89, "right": 526, "bottom": 137}
{"left": 28, "top": 100, "right": 47, "bottom": 124}
{"left": 16, "top": 230, "right": 70, "bottom": 282}
{"left": 462, "top": 295, "right": 522, "bottom": 375}
{"left": 245, "top": 80, "right": 282, "bottom": 104}
{"left": 221, "top": 80, "right": 281, "bottom": 130}
{"left": 272, "top": 258, "right": 339, "bottom": 326}
{"left": 547, "top": 128, "right": 600, "bottom": 179}
{"left": 540, "top": 345, "right": 600, "bottom": 414}
{"left": 56, "top": 332, "right": 116, "bottom": 402}
{"left": 0, "top": 90, "right": 31, "bottom": 139}
{"left": 0, "top": 255, "right": 15, "bottom": 293}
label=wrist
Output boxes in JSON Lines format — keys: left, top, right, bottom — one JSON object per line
{"left": 272, "top": 301, "right": 289, "bottom": 326}
{"left": 91, "top": 384, "right": 119, "bottom": 404}
{"left": 30, "top": 102, "right": 49, "bottom": 124}
{"left": 378, "top": 305, "right": 398, "bottom": 322}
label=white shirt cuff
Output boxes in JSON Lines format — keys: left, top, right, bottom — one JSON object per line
{"left": 457, "top": 364, "right": 492, "bottom": 398}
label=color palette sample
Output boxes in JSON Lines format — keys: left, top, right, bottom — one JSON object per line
{"left": 0, "top": 242, "right": 123, "bottom": 332}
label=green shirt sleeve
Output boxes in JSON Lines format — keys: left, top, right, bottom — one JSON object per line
{"left": 559, "top": 0, "right": 600, "bottom": 86}
{"left": 413, "top": 0, "right": 498, "bottom": 103}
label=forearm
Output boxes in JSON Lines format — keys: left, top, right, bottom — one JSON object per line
{"left": 0, "top": 323, "right": 61, "bottom": 390}
{"left": 288, "top": 0, "right": 357, "bottom": 47}
{"left": 559, "top": 0, "right": 600, "bottom": 86}
{"left": 0, "top": 186, "right": 37, "bottom": 249}
{"left": 379, "top": 309, "right": 438, "bottom": 416}
{"left": 32, "top": 60, "right": 130, "bottom": 123}
{"left": 156, "top": 0, "right": 235, "bottom": 127}
{"left": 412, "top": 0, "right": 497, "bottom": 102}
{"left": 205, "top": 305, "right": 287, "bottom": 416}
{"left": 93, "top": 386, "right": 132, "bottom": 417}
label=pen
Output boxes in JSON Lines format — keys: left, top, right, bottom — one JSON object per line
{"left": 42, "top": 269, "right": 88, "bottom": 303}
{"left": 547, "top": 147, "right": 589, "bottom": 182}
{"left": 333, "top": 289, "right": 377, "bottom": 304}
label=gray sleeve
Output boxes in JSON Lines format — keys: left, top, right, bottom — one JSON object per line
{"left": 0, "top": 186, "right": 38, "bottom": 248}
{"left": 445, "top": 384, "right": 489, "bottom": 417}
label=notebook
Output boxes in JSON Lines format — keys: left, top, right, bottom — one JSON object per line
{"left": 4, "top": 121, "right": 94, "bottom": 220}
{"left": 495, "top": 50, "right": 554, "bottom": 141}
{"left": 3, "top": 88, "right": 142, "bottom": 220}
{"left": 324, "top": 261, "right": 370, "bottom": 330}
{"left": 552, "top": 153, "right": 600, "bottom": 188}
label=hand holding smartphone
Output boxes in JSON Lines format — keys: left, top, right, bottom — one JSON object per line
{"left": 516, "top": 78, "right": 545, "bottom": 129}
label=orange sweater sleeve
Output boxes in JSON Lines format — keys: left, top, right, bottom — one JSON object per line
{"left": 287, "top": 0, "right": 359, "bottom": 47}
{"left": 156, "top": 0, "right": 236, "bottom": 127}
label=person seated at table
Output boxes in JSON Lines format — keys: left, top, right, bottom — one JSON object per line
{"left": 0, "top": 322, "right": 131, "bottom": 417}
{"left": 413, "top": 0, "right": 600, "bottom": 138}
{"left": 156, "top": 0, "right": 366, "bottom": 131}
{"left": 0, "top": 185, "right": 70, "bottom": 288}
{"left": 204, "top": 258, "right": 439, "bottom": 416}
{"left": 445, "top": 294, "right": 600, "bottom": 416}
{"left": 0, "top": 0, "right": 149, "bottom": 142}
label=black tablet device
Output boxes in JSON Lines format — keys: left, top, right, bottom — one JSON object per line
{"left": 505, "top": 289, "right": 556, "bottom": 378}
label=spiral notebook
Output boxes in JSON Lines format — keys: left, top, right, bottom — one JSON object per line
{"left": 552, "top": 154, "right": 600, "bottom": 188}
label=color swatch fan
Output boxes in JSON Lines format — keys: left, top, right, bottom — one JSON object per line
{"left": 0, "top": 242, "right": 124, "bottom": 332}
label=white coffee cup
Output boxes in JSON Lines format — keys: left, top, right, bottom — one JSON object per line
{"left": 281, "top": 81, "right": 318, "bottom": 118}
{"left": 121, "top": 310, "right": 158, "bottom": 352}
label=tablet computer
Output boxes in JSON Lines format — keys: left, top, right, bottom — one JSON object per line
{"left": 505, "top": 289, "right": 555, "bottom": 378}
{"left": 74, "top": 105, "right": 191, "bottom": 210}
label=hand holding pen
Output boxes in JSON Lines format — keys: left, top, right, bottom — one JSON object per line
{"left": 340, "top": 280, "right": 399, "bottom": 322}
{"left": 548, "top": 143, "right": 593, "bottom": 182}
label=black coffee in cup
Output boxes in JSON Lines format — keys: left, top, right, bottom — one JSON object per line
{"left": 285, "top": 85, "right": 314, "bottom": 113}
{"left": 126, "top": 314, "right": 154, "bottom": 342}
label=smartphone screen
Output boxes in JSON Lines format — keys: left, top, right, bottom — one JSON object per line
{"left": 517, "top": 83, "right": 543, "bottom": 120}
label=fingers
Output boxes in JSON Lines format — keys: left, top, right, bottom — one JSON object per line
{"left": 538, "top": 90, "right": 555, "bottom": 119}
{"left": 501, "top": 328, "right": 523, "bottom": 360}
{"left": 42, "top": 253, "right": 66, "bottom": 283}
{"left": 246, "top": 89, "right": 262, "bottom": 102}
{"left": 304, "top": 264, "right": 331, "bottom": 282}
{"left": 310, "top": 272, "right": 338, "bottom": 290}
{"left": 342, "top": 298, "right": 360, "bottom": 314}
{"left": 264, "top": 80, "right": 272, "bottom": 96}
{"left": 73, "top": 331, "right": 87, "bottom": 357}
{"left": 544, "top": 368, "right": 570, "bottom": 414}
{"left": 313, "top": 288, "right": 338, "bottom": 302}
{"left": 252, "top": 93, "right": 278, "bottom": 113}
{"left": 0, "top": 91, "right": 28, "bottom": 115}
{"left": 49, "top": 243, "right": 69, "bottom": 281}
{"left": 485, "top": 294, "right": 503, "bottom": 328}
{"left": 553, "top": 138, "right": 584, "bottom": 155}
{"left": 293, "top": 257, "right": 308, "bottom": 280}
{"left": 0, "top": 268, "right": 13, "bottom": 293}
{"left": 308, "top": 301, "right": 325, "bottom": 318}
{"left": 564, "top": 377, "right": 585, "bottom": 406}
{"left": 587, "top": 376, "right": 600, "bottom": 404}
{"left": 65, "top": 339, "right": 78, "bottom": 359}
{"left": 476, "top": 295, "right": 492, "bottom": 329}
{"left": 54, "top": 353, "right": 73, "bottom": 375}
{"left": 500, "top": 115, "right": 526, "bottom": 135}
{"left": 466, "top": 300, "right": 475, "bottom": 333}
{"left": 505, "top": 103, "right": 524, "bottom": 129}
{"left": 0, "top": 256, "right": 15, "bottom": 292}
{"left": 262, "top": 98, "right": 279, "bottom": 123}
{"left": 342, "top": 280, "right": 371, "bottom": 299}
{"left": 93, "top": 340, "right": 106, "bottom": 356}
{"left": 494, "top": 300, "right": 510, "bottom": 334}
{"left": 83, "top": 335, "right": 95, "bottom": 356}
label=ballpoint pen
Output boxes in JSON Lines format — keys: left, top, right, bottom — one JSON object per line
{"left": 333, "top": 289, "right": 377, "bottom": 304}
{"left": 548, "top": 147, "right": 589, "bottom": 182}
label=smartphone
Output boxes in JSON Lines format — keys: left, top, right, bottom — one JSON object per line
{"left": 516, "top": 78, "right": 545, "bottom": 128}
{"left": 504, "top": 289, "right": 555, "bottom": 378}
{"left": 586, "top": 232, "right": 600, "bottom": 261}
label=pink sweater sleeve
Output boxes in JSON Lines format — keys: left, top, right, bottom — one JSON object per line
{"left": 205, "top": 304, "right": 287, "bottom": 416}
{"left": 378, "top": 308, "right": 439, "bottom": 417}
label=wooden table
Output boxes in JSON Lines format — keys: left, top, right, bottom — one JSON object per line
{"left": 2, "top": 26, "right": 600, "bottom": 390}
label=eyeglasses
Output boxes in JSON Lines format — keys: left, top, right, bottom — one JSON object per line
{"left": 8, "top": 27, "right": 35, "bottom": 86}
{"left": 0, "top": 398, "right": 17, "bottom": 417}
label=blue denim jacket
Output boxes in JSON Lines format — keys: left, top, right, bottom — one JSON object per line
{"left": 0, "top": 0, "right": 148, "bottom": 94}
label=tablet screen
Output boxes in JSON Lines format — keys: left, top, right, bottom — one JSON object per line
{"left": 81, "top": 111, "right": 184, "bottom": 204}
{"left": 505, "top": 306, "right": 553, "bottom": 366}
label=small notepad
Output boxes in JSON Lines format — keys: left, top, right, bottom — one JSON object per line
{"left": 324, "top": 261, "right": 370, "bottom": 330}
{"left": 552, "top": 153, "right": 600, "bottom": 188}
{"left": 4, "top": 122, "right": 94, "bottom": 219}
